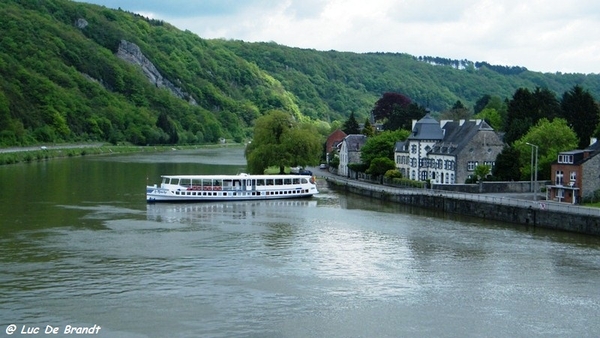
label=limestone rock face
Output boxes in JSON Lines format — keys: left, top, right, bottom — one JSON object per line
{"left": 116, "top": 40, "right": 197, "bottom": 105}
{"left": 75, "top": 18, "right": 88, "bottom": 29}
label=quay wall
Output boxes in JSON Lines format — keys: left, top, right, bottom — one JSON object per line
{"left": 431, "top": 181, "right": 550, "bottom": 194}
{"left": 325, "top": 178, "right": 600, "bottom": 236}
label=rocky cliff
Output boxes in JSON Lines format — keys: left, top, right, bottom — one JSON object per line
{"left": 116, "top": 40, "right": 197, "bottom": 105}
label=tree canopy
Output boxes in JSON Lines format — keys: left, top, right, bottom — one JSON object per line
{"left": 360, "top": 130, "right": 409, "bottom": 171}
{"left": 382, "top": 102, "right": 426, "bottom": 131}
{"left": 513, "top": 118, "right": 578, "bottom": 180}
{"left": 244, "top": 110, "right": 322, "bottom": 174}
{"left": 2, "top": 0, "right": 600, "bottom": 150}
{"left": 372, "top": 92, "right": 412, "bottom": 122}
{"left": 561, "top": 85, "right": 600, "bottom": 149}
{"left": 342, "top": 112, "right": 360, "bottom": 134}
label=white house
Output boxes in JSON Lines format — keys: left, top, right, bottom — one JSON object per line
{"left": 395, "top": 114, "right": 504, "bottom": 184}
{"left": 338, "top": 134, "right": 367, "bottom": 178}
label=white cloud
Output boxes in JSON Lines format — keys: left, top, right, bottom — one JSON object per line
{"left": 77, "top": 0, "right": 600, "bottom": 73}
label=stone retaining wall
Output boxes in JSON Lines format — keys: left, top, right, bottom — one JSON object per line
{"left": 327, "top": 179, "right": 600, "bottom": 236}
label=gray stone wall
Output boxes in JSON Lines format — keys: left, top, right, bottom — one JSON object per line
{"left": 582, "top": 154, "right": 600, "bottom": 200}
{"left": 327, "top": 179, "right": 600, "bottom": 236}
{"left": 430, "top": 181, "right": 545, "bottom": 194}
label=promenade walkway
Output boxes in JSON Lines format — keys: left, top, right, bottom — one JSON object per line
{"left": 312, "top": 167, "right": 600, "bottom": 218}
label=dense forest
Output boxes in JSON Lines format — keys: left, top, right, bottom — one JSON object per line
{"left": 1, "top": 0, "right": 600, "bottom": 147}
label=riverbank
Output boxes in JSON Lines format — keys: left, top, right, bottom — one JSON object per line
{"left": 0, "top": 143, "right": 242, "bottom": 165}
{"left": 320, "top": 173, "right": 600, "bottom": 236}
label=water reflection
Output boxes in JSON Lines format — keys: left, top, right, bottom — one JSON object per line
{"left": 146, "top": 199, "right": 317, "bottom": 223}
{"left": 2, "top": 148, "right": 600, "bottom": 337}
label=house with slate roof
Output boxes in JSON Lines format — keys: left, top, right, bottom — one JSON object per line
{"left": 394, "top": 114, "right": 504, "bottom": 184}
{"left": 339, "top": 134, "right": 367, "bottom": 178}
{"left": 546, "top": 139, "right": 600, "bottom": 204}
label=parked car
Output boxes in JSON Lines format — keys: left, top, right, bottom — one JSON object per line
{"left": 299, "top": 169, "right": 313, "bottom": 176}
{"left": 319, "top": 163, "right": 327, "bottom": 169}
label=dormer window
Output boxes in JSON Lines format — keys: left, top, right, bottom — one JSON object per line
{"left": 558, "top": 154, "right": 574, "bottom": 164}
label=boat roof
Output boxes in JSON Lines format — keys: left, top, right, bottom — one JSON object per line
{"left": 160, "top": 173, "right": 311, "bottom": 180}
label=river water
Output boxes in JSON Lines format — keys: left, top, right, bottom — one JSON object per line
{"left": 1, "top": 146, "right": 599, "bottom": 337}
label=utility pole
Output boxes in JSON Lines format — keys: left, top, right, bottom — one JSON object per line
{"left": 526, "top": 143, "right": 539, "bottom": 201}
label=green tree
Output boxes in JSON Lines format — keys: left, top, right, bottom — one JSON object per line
{"left": 514, "top": 118, "right": 578, "bottom": 180}
{"left": 367, "top": 157, "right": 397, "bottom": 181}
{"left": 360, "top": 129, "right": 409, "bottom": 170}
{"left": 439, "top": 100, "right": 471, "bottom": 120}
{"left": 492, "top": 146, "right": 521, "bottom": 181}
{"left": 561, "top": 85, "right": 600, "bottom": 149}
{"left": 504, "top": 87, "right": 561, "bottom": 144}
{"left": 245, "top": 110, "right": 321, "bottom": 174}
{"left": 362, "top": 117, "right": 374, "bottom": 136}
{"left": 383, "top": 102, "right": 426, "bottom": 131}
{"left": 282, "top": 123, "right": 323, "bottom": 168}
{"left": 474, "top": 163, "right": 492, "bottom": 180}
{"left": 474, "top": 94, "right": 491, "bottom": 114}
{"left": 342, "top": 111, "right": 360, "bottom": 134}
{"left": 473, "top": 163, "right": 492, "bottom": 192}
{"left": 474, "top": 107, "right": 503, "bottom": 131}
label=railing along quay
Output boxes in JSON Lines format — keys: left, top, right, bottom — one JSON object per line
{"left": 323, "top": 175, "right": 600, "bottom": 218}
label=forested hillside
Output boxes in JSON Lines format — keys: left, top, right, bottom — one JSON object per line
{"left": 1, "top": 0, "right": 599, "bottom": 147}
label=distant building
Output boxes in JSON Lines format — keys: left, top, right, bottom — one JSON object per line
{"left": 338, "top": 134, "right": 367, "bottom": 178}
{"left": 325, "top": 129, "right": 347, "bottom": 164}
{"left": 546, "top": 139, "right": 600, "bottom": 204}
{"left": 394, "top": 114, "right": 504, "bottom": 184}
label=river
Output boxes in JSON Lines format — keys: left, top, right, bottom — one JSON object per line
{"left": 1, "top": 146, "right": 599, "bottom": 337}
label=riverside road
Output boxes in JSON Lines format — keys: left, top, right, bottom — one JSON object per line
{"left": 311, "top": 167, "right": 600, "bottom": 229}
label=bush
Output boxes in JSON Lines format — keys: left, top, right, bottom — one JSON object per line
{"left": 384, "top": 169, "right": 402, "bottom": 179}
{"left": 390, "top": 177, "right": 426, "bottom": 188}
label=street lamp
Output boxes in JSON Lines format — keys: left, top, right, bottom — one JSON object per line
{"left": 526, "top": 142, "right": 539, "bottom": 201}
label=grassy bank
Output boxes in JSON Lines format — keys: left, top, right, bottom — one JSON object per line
{"left": 0, "top": 143, "right": 242, "bottom": 166}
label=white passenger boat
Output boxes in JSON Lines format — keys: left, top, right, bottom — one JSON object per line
{"left": 146, "top": 173, "right": 318, "bottom": 203}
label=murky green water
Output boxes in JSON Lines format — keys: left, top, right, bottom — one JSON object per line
{"left": 1, "top": 146, "right": 599, "bottom": 337}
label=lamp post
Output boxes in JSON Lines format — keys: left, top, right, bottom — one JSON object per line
{"left": 526, "top": 142, "right": 539, "bottom": 201}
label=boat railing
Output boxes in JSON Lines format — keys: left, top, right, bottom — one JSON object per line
{"left": 186, "top": 185, "right": 227, "bottom": 191}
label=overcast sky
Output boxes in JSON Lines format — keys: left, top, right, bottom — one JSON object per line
{"left": 77, "top": 0, "right": 600, "bottom": 74}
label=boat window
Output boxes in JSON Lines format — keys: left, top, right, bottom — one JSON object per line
{"left": 266, "top": 179, "right": 274, "bottom": 186}
{"left": 162, "top": 177, "right": 169, "bottom": 184}
{"left": 301, "top": 178, "right": 308, "bottom": 184}
{"left": 284, "top": 178, "right": 292, "bottom": 185}
{"left": 275, "top": 179, "right": 283, "bottom": 185}
{"left": 256, "top": 179, "right": 265, "bottom": 186}
{"left": 171, "top": 178, "right": 179, "bottom": 185}
{"left": 180, "top": 178, "right": 191, "bottom": 187}
{"left": 293, "top": 178, "right": 300, "bottom": 184}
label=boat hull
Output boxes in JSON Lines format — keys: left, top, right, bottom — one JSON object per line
{"left": 146, "top": 173, "right": 318, "bottom": 203}
{"left": 146, "top": 192, "right": 316, "bottom": 203}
